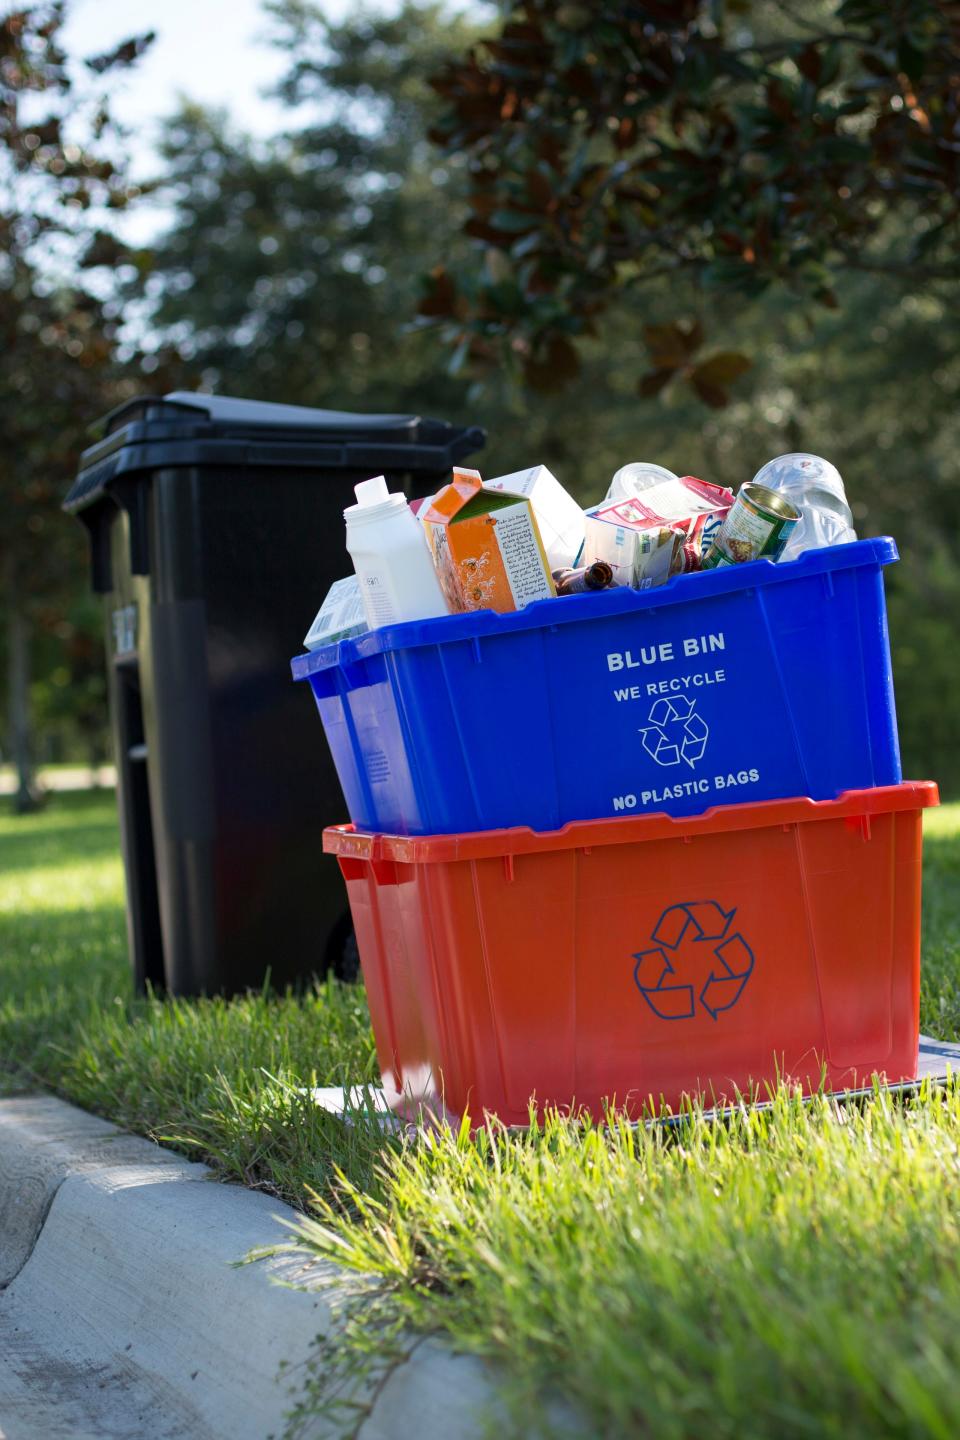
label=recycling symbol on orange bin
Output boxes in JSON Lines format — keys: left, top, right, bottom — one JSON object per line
{"left": 633, "top": 901, "right": 755, "bottom": 1021}
{"left": 639, "top": 696, "right": 709, "bottom": 769}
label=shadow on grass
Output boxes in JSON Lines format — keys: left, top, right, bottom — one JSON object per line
{"left": 0, "top": 900, "right": 129, "bottom": 1093}
{"left": 0, "top": 903, "right": 128, "bottom": 999}
{"left": 0, "top": 790, "right": 121, "bottom": 876}
{"left": 0, "top": 820, "right": 123, "bottom": 877}
{"left": 919, "top": 827, "right": 960, "bottom": 1040}
{"left": 923, "top": 830, "right": 960, "bottom": 926}
{"left": 0, "top": 788, "right": 118, "bottom": 821}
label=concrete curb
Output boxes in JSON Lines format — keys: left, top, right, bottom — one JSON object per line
{"left": 0, "top": 1094, "right": 501, "bottom": 1440}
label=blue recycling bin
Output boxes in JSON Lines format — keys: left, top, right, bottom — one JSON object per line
{"left": 292, "top": 538, "right": 902, "bottom": 835}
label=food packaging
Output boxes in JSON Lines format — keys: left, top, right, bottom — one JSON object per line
{"left": 303, "top": 575, "right": 368, "bottom": 650}
{"left": 485, "top": 463, "right": 585, "bottom": 570}
{"left": 582, "top": 475, "right": 734, "bottom": 589}
{"left": 421, "top": 467, "right": 556, "bottom": 614}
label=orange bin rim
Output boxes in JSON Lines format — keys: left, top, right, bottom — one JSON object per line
{"left": 324, "top": 781, "right": 940, "bottom": 865}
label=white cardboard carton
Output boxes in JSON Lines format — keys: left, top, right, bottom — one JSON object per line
{"left": 485, "top": 464, "right": 585, "bottom": 570}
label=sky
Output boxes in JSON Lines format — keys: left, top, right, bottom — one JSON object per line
{"left": 59, "top": 0, "right": 334, "bottom": 161}
{"left": 8, "top": 0, "right": 478, "bottom": 246}
{"left": 44, "top": 0, "right": 364, "bottom": 240}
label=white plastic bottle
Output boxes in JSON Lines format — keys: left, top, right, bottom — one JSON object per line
{"left": 344, "top": 476, "right": 449, "bottom": 629}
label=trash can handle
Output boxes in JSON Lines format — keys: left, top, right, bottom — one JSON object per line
{"left": 112, "top": 478, "right": 151, "bottom": 577}
{"left": 75, "top": 507, "right": 114, "bottom": 593}
{"left": 77, "top": 479, "right": 151, "bottom": 594}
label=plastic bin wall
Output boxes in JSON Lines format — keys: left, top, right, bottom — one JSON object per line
{"left": 295, "top": 538, "right": 902, "bottom": 836}
{"left": 325, "top": 783, "right": 937, "bottom": 1123}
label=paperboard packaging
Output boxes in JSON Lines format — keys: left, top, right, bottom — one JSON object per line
{"left": 485, "top": 464, "right": 585, "bottom": 570}
{"left": 583, "top": 475, "right": 734, "bottom": 590}
{"left": 303, "top": 575, "right": 368, "bottom": 651}
{"left": 422, "top": 467, "right": 556, "bottom": 614}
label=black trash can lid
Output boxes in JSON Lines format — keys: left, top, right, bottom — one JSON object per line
{"left": 64, "top": 391, "right": 486, "bottom": 514}
{"left": 107, "top": 391, "right": 441, "bottom": 435}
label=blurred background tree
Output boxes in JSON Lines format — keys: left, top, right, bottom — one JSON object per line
{"left": 129, "top": 0, "right": 960, "bottom": 793}
{"left": 421, "top": 0, "right": 959, "bottom": 397}
{"left": 2, "top": 0, "right": 958, "bottom": 805}
{"left": 0, "top": 2, "right": 180, "bottom": 811}
{"left": 133, "top": 3, "right": 479, "bottom": 416}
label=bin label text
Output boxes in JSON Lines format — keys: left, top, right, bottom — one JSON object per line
{"left": 111, "top": 603, "right": 137, "bottom": 658}
{"left": 607, "top": 632, "right": 725, "bottom": 671}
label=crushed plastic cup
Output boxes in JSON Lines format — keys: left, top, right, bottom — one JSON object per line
{"left": 606, "top": 461, "right": 680, "bottom": 504}
{"left": 751, "top": 453, "right": 857, "bottom": 559}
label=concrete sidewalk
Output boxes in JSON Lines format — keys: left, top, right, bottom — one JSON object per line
{"left": 0, "top": 1095, "right": 500, "bottom": 1440}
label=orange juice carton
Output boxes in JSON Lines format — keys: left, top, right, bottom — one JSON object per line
{"left": 582, "top": 475, "right": 734, "bottom": 589}
{"left": 484, "top": 464, "right": 585, "bottom": 570}
{"left": 422, "top": 467, "right": 556, "bottom": 613}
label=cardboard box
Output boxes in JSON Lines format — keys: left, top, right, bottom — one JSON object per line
{"left": 303, "top": 575, "right": 368, "bottom": 651}
{"left": 583, "top": 476, "right": 733, "bottom": 589}
{"left": 485, "top": 464, "right": 585, "bottom": 570}
{"left": 422, "top": 468, "right": 556, "bottom": 613}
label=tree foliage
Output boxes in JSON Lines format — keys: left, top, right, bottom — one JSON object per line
{"left": 422, "top": 0, "right": 960, "bottom": 403}
{"left": 1, "top": 2, "right": 150, "bottom": 579}
{"left": 4, "top": 0, "right": 956, "bottom": 798}
{"left": 136, "top": 3, "right": 480, "bottom": 414}
{"left": 0, "top": 3, "right": 178, "bottom": 807}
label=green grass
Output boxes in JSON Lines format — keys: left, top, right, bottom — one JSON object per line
{"left": 4, "top": 790, "right": 960, "bottom": 1439}
{"left": 292, "top": 1084, "right": 960, "bottom": 1440}
{"left": 0, "top": 791, "right": 384, "bottom": 1202}
{"left": 916, "top": 806, "right": 960, "bottom": 1040}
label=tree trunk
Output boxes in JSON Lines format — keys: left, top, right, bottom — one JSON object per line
{"left": 3, "top": 551, "right": 41, "bottom": 814}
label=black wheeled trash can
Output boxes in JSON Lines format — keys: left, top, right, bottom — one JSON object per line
{"left": 63, "top": 392, "right": 484, "bottom": 996}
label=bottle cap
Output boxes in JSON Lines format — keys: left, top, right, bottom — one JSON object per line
{"left": 354, "top": 476, "right": 390, "bottom": 506}
{"left": 344, "top": 474, "right": 408, "bottom": 523}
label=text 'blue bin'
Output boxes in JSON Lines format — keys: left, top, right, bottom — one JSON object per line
{"left": 291, "top": 537, "right": 902, "bottom": 835}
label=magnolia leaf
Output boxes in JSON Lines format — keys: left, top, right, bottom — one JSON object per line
{"left": 85, "top": 32, "right": 154, "bottom": 74}
{"left": 690, "top": 351, "right": 752, "bottom": 386}
{"left": 418, "top": 266, "right": 460, "bottom": 319}
{"left": 523, "top": 334, "right": 580, "bottom": 391}
{"left": 525, "top": 168, "right": 555, "bottom": 209}
{"left": 638, "top": 368, "right": 674, "bottom": 398}
{"left": 80, "top": 230, "right": 129, "bottom": 269}
{"left": 642, "top": 319, "right": 703, "bottom": 368}
{"left": 489, "top": 208, "right": 539, "bottom": 233}
{"left": 689, "top": 375, "right": 730, "bottom": 408}
{"left": 795, "top": 44, "right": 822, "bottom": 85}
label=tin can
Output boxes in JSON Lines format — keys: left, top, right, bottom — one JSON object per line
{"left": 701, "top": 483, "right": 801, "bottom": 568}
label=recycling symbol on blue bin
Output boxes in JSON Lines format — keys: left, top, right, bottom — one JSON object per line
{"left": 639, "top": 696, "right": 709, "bottom": 769}
{"left": 633, "top": 901, "right": 755, "bottom": 1021}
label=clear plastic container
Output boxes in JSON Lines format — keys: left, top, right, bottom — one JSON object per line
{"left": 751, "top": 453, "right": 857, "bottom": 559}
{"left": 605, "top": 462, "right": 680, "bottom": 503}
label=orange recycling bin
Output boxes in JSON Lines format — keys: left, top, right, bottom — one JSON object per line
{"left": 325, "top": 783, "right": 938, "bottom": 1124}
